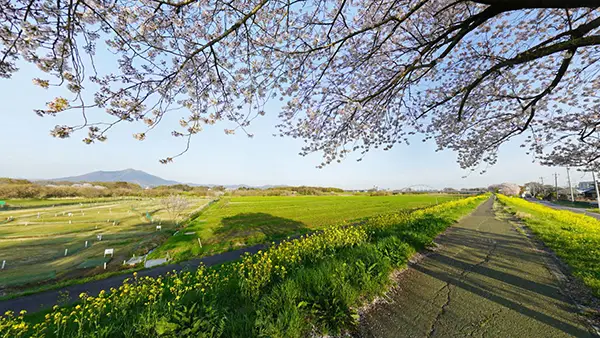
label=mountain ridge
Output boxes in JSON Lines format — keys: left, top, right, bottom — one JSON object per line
{"left": 48, "top": 169, "right": 180, "bottom": 187}
{"left": 43, "top": 169, "right": 288, "bottom": 189}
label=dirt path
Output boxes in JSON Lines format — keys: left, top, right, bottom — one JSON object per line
{"left": 358, "top": 197, "right": 596, "bottom": 337}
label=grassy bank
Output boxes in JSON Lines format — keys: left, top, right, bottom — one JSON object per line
{"left": 497, "top": 195, "right": 600, "bottom": 297}
{"left": 0, "top": 195, "right": 486, "bottom": 337}
{"left": 152, "top": 194, "right": 462, "bottom": 262}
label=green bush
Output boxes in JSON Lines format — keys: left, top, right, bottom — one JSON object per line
{"left": 376, "top": 236, "right": 415, "bottom": 267}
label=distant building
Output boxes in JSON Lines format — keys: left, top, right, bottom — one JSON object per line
{"left": 577, "top": 181, "right": 597, "bottom": 190}
{"left": 574, "top": 181, "right": 598, "bottom": 199}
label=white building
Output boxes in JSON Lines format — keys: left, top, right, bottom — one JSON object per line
{"left": 577, "top": 181, "right": 598, "bottom": 191}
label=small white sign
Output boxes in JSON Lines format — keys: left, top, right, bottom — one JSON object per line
{"left": 156, "top": 225, "right": 162, "bottom": 231}
{"left": 104, "top": 248, "right": 114, "bottom": 257}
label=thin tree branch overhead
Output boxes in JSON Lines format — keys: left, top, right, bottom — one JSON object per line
{"left": 1, "top": 0, "right": 600, "bottom": 171}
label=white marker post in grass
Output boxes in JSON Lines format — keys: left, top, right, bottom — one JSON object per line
{"left": 37, "top": 212, "right": 40, "bottom": 219}
{"left": 197, "top": 238, "right": 203, "bottom": 248}
{"left": 156, "top": 225, "right": 162, "bottom": 231}
{"left": 1, "top": 260, "right": 5, "bottom": 269}
{"left": 69, "top": 220, "right": 72, "bottom": 224}
{"left": 64, "top": 248, "right": 68, "bottom": 256}
{"left": 85, "top": 241, "right": 88, "bottom": 248}
{"left": 97, "top": 234, "right": 102, "bottom": 241}
{"left": 104, "top": 248, "right": 114, "bottom": 257}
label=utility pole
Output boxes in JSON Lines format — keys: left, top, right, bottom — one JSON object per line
{"left": 593, "top": 171, "right": 600, "bottom": 210}
{"left": 540, "top": 176, "right": 544, "bottom": 185}
{"left": 554, "top": 173, "right": 559, "bottom": 200}
{"left": 566, "top": 168, "right": 575, "bottom": 202}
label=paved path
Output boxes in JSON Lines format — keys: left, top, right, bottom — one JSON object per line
{"left": 358, "top": 197, "right": 596, "bottom": 337}
{"left": 0, "top": 243, "right": 268, "bottom": 314}
{"left": 529, "top": 199, "right": 600, "bottom": 220}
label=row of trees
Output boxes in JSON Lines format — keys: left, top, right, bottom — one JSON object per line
{"left": 523, "top": 182, "right": 579, "bottom": 200}
{"left": 0, "top": 179, "right": 350, "bottom": 199}
{"left": 0, "top": 180, "right": 222, "bottom": 199}
{"left": 230, "top": 186, "right": 344, "bottom": 196}
{"left": 489, "top": 182, "right": 587, "bottom": 200}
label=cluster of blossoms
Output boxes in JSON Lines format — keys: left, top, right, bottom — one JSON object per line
{"left": 2, "top": 1, "right": 599, "bottom": 169}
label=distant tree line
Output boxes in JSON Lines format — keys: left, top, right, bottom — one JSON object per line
{"left": 0, "top": 179, "right": 222, "bottom": 199}
{"left": 0, "top": 179, "right": 353, "bottom": 199}
{"left": 523, "top": 182, "right": 579, "bottom": 201}
{"left": 230, "top": 186, "right": 344, "bottom": 197}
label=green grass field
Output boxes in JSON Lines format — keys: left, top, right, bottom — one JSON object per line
{"left": 0, "top": 197, "right": 209, "bottom": 290}
{"left": 153, "top": 194, "right": 462, "bottom": 261}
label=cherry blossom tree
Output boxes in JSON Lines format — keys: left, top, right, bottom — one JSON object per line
{"left": 2, "top": 0, "right": 600, "bottom": 170}
{"left": 162, "top": 194, "right": 190, "bottom": 225}
{"left": 489, "top": 182, "right": 520, "bottom": 196}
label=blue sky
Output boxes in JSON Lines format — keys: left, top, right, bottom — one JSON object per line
{"left": 0, "top": 62, "right": 592, "bottom": 190}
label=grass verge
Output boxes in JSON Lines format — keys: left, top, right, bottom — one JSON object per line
{"left": 497, "top": 195, "right": 600, "bottom": 297}
{"left": 0, "top": 195, "right": 487, "bottom": 337}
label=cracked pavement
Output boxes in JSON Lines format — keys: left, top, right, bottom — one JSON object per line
{"left": 357, "top": 197, "right": 595, "bottom": 338}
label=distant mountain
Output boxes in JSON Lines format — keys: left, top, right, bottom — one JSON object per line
{"left": 49, "top": 169, "right": 180, "bottom": 187}
{"left": 42, "top": 169, "right": 292, "bottom": 189}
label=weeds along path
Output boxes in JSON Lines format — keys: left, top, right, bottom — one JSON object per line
{"left": 358, "top": 197, "right": 595, "bottom": 337}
